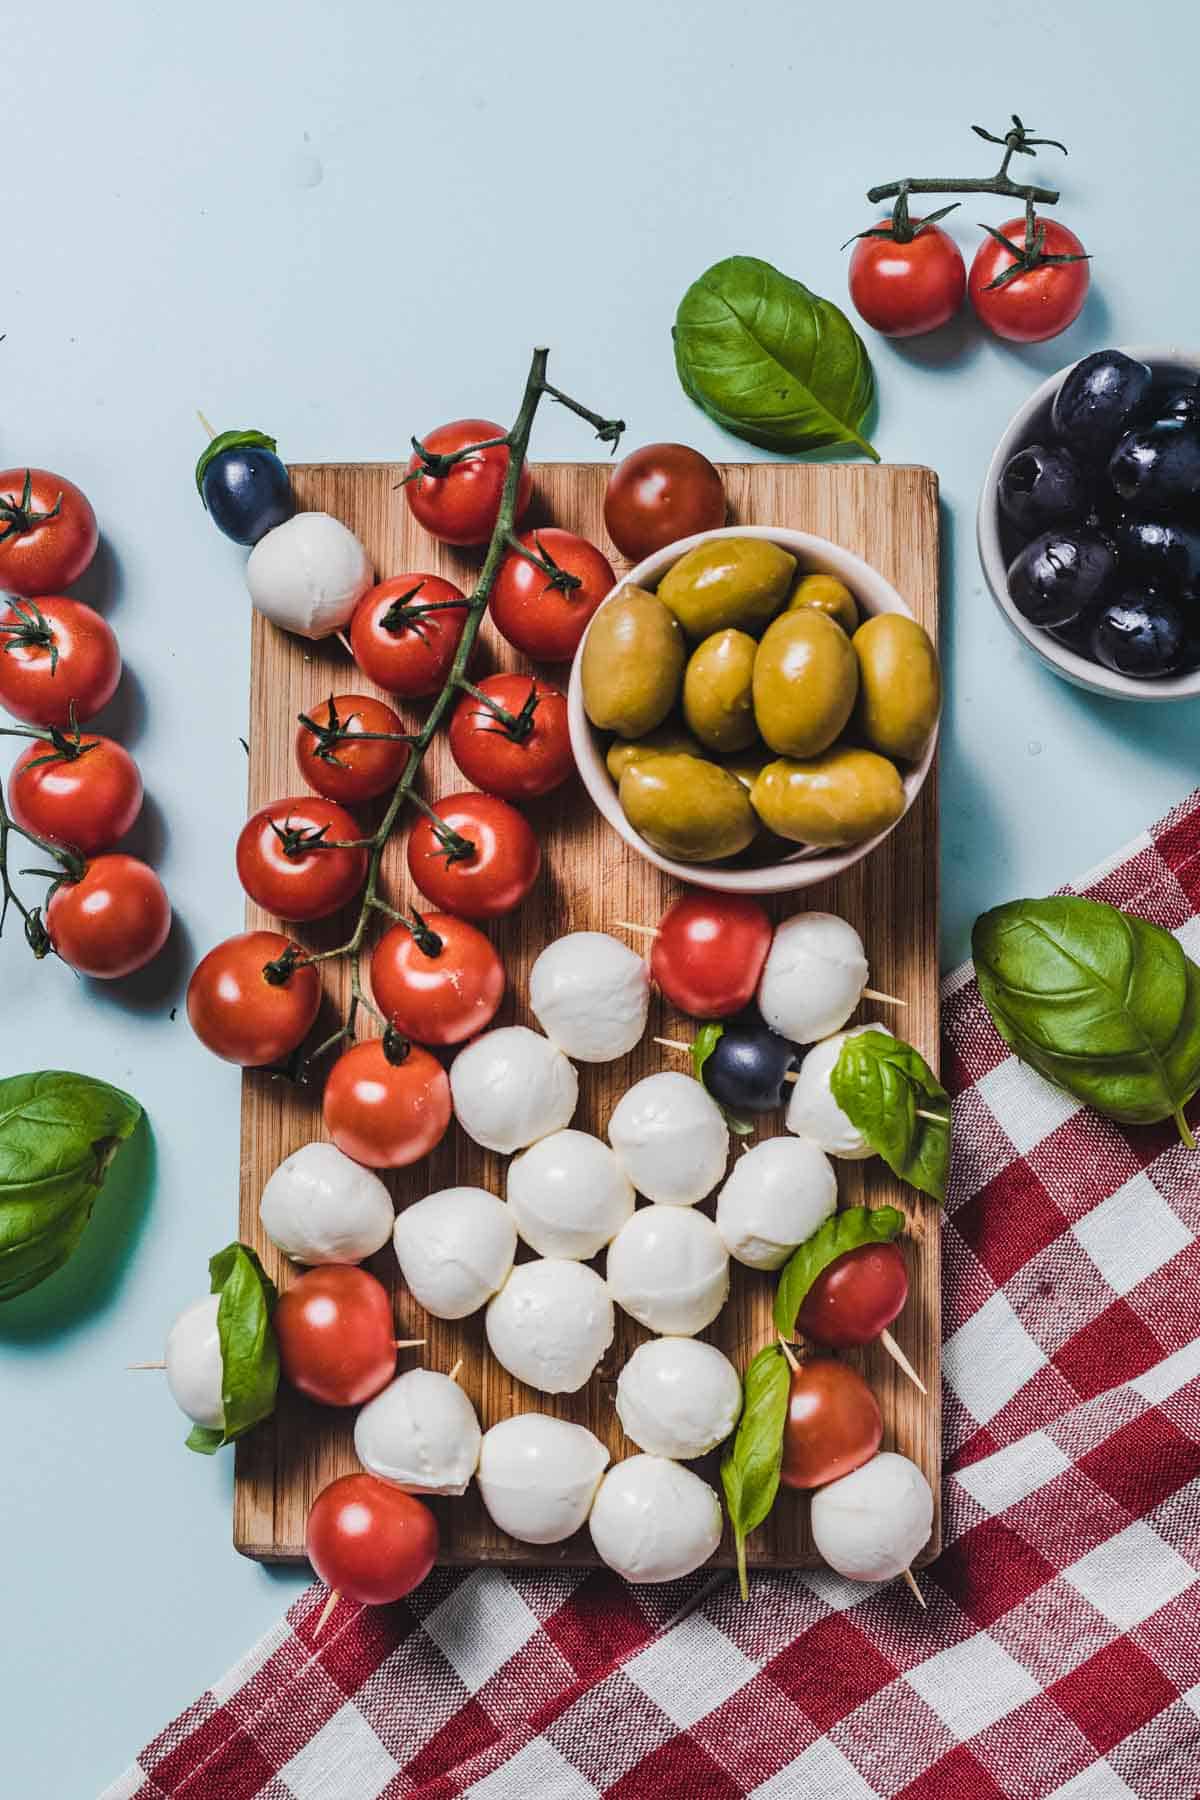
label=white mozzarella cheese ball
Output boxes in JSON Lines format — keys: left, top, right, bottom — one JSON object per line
{"left": 393, "top": 1187, "right": 516, "bottom": 1320}
{"left": 165, "top": 1294, "right": 224, "bottom": 1430}
{"left": 589, "top": 1455, "right": 722, "bottom": 1582}
{"left": 757, "top": 912, "right": 869, "bottom": 1044}
{"left": 353, "top": 1369, "right": 481, "bottom": 1496}
{"left": 476, "top": 1413, "right": 609, "bottom": 1545}
{"left": 259, "top": 1141, "right": 394, "bottom": 1265}
{"left": 616, "top": 1338, "right": 742, "bottom": 1459}
{"left": 607, "top": 1071, "right": 728, "bottom": 1205}
{"left": 786, "top": 1024, "right": 891, "bottom": 1159}
{"left": 507, "top": 1130, "right": 635, "bottom": 1260}
{"left": 606, "top": 1205, "right": 729, "bottom": 1336}
{"left": 245, "top": 512, "right": 372, "bottom": 640}
{"left": 529, "top": 932, "right": 650, "bottom": 1062}
{"left": 715, "top": 1136, "right": 838, "bottom": 1270}
{"left": 485, "top": 1259, "right": 614, "bottom": 1394}
{"left": 450, "top": 1027, "right": 578, "bottom": 1155}
{"left": 810, "top": 1452, "right": 934, "bottom": 1582}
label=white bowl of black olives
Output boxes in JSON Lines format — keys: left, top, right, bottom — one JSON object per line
{"left": 978, "top": 346, "right": 1200, "bottom": 699}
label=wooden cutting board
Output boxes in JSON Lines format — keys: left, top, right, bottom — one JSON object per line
{"left": 234, "top": 458, "right": 942, "bottom": 1569}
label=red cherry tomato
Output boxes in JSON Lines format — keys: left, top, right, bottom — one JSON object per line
{"left": 848, "top": 218, "right": 966, "bottom": 338}
{"left": 8, "top": 733, "right": 141, "bottom": 854}
{"left": 406, "top": 792, "right": 540, "bottom": 920}
{"left": 969, "top": 216, "right": 1090, "bottom": 344}
{"left": 323, "top": 1036, "right": 451, "bottom": 1168}
{"left": 404, "top": 418, "right": 532, "bottom": 547}
{"left": 779, "top": 1358, "right": 883, "bottom": 1490}
{"left": 275, "top": 1266, "right": 397, "bottom": 1408}
{"left": 236, "top": 796, "right": 367, "bottom": 923}
{"left": 370, "top": 911, "right": 504, "bottom": 1046}
{"left": 296, "top": 694, "right": 409, "bottom": 805}
{"left": 0, "top": 469, "right": 98, "bottom": 596}
{"left": 187, "top": 930, "right": 322, "bottom": 1066}
{"left": 307, "top": 1473, "right": 438, "bottom": 1606}
{"left": 448, "top": 675, "right": 573, "bottom": 800}
{"left": 0, "top": 595, "right": 120, "bottom": 727}
{"left": 603, "top": 444, "right": 725, "bottom": 561}
{"left": 650, "top": 892, "right": 772, "bottom": 1019}
{"left": 349, "top": 575, "right": 470, "bottom": 698}
{"left": 488, "top": 528, "right": 615, "bottom": 662}
{"left": 796, "top": 1241, "right": 910, "bottom": 1349}
{"left": 46, "top": 854, "right": 170, "bottom": 979}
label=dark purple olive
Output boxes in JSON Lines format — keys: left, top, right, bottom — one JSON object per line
{"left": 998, "top": 443, "right": 1089, "bottom": 535}
{"left": 1154, "top": 385, "right": 1200, "bottom": 428}
{"left": 701, "top": 1017, "right": 797, "bottom": 1113}
{"left": 1007, "top": 528, "right": 1116, "bottom": 629}
{"left": 1109, "top": 421, "right": 1200, "bottom": 514}
{"left": 1111, "top": 516, "right": 1200, "bottom": 593}
{"left": 1091, "top": 586, "right": 1188, "bottom": 678}
{"left": 201, "top": 444, "right": 296, "bottom": 545}
{"left": 1051, "top": 350, "right": 1153, "bottom": 462}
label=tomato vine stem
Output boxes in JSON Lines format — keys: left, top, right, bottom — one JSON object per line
{"left": 865, "top": 114, "right": 1066, "bottom": 241}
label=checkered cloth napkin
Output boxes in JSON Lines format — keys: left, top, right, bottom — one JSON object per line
{"left": 104, "top": 792, "right": 1200, "bottom": 1800}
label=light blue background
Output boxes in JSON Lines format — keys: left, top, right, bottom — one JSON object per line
{"left": 2, "top": 3, "right": 1198, "bottom": 1793}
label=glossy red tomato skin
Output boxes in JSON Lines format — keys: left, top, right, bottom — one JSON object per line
{"left": 406, "top": 792, "right": 540, "bottom": 920}
{"left": 46, "top": 854, "right": 170, "bottom": 978}
{"left": 307, "top": 1473, "right": 439, "bottom": 1606}
{"left": 370, "top": 913, "right": 504, "bottom": 1045}
{"left": 604, "top": 444, "right": 726, "bottom": 561}
{"left": 0, "top": 596, "right": 120, "bottom": 726}
{"left": 969, "top": 217, "right": 1090, "bottom": 343}
{"left": 187, "top": 930, "right": 322, "bottom": 1066}
{"left": 236, "top": 796, "right": 367, "bottom": 922}
{"left": 489, "top": 529, "right": 616, "bottom": 662}
{"left": 405, "top": 419, "right": 532, "bottom": 547}
{"left": 849, "top": 220, "right": 966, "bottom": 337}
{"left": 650, "top": 892, "right": 773, "bottom": 1019}
{"left": 275, "top": 1266, "right": 396, "bottom": 1408}
{"left": 779, "top": 1358, "right": 883, "bottom": 1490}
{"left": 796, "top": 1242, "right": 909, "bottom": 1349}
{"left": 323, "top": 1037, "right": 452, "bottom": 1168}
{"left": 0, "top": 469, "right": 98, "bottom": 595}
{"left": 296, "top": 694, "right": 409, "bottom": 804}
{"left": 350, "top": 575, "right": 469, "bottom": 698}
{"left": 448, "top": 675, "right": 573, "bottom": 800}
{"left": 8, "top": 735, "right": 141, "bottom": 854}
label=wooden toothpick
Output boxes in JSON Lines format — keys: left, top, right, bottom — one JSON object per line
{"left": 615, "top": 920, "right": 658, "bottom": 939}
{"left": 654, "top": 1036, "right": 692, "bottom": 1056}
{"left": 878, "top": 1329, "right": 927, "bottom": 1395}
{"left": 777, "top": 1334, "right": 801, "bottom": 1373}
{"left": 863, "top": 988, "right": 905, "bottom": 1008}
{"left": 312, "top": 1588, "right": 341, "bottom": 1640}
{"left": 395, "top": 1338, "right": 426, "bottom": 1350}
{"left": 901, "top": 1567, "right": 926, "bottom": 1610}
{"left": 127, "top": 1361, "right": 166, "bottom": 1371}
{"left": 448, "top": 1359, "right": 464, "bottom": 1384}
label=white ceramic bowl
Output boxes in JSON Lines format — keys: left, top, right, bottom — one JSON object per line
{"left": 566, "top": 524, "right": 938, "bottom": 895}
{"left": 978, "top": 344, "right": 1200, "bottom": 702}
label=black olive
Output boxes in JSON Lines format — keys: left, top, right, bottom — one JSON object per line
{"left": 1109, "top": 421, "right": 1200, "bottom": 515}
{"left": 1111, "top": 515, "right": 1200, "bottom": 594}
{"left": 1091, "top": 586, "right": 1188, "bottom": 678}
{"left": 701, "top": 1018, "right": 797, "bottom": 1113}
{"left": 1007, "top": 528, "right": 1116, "bottom": 628}
{"left": 1051, "top": 349, "right": 1153, "bottom": 462}
{"left": 998, "top": 443, "right": 1089, "bottom": 536}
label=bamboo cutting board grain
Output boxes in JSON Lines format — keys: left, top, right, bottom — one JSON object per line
{"left": 235, "top": 459, "right": 941, "bottom": 1569}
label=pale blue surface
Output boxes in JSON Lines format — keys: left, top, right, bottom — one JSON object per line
{"left": 2, "top": 4, "right": 1199, "bottom": 1794}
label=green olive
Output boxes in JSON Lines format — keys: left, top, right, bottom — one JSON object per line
{"left": 606, "top": 724, "right": 703, "bottom": 782}
{"left": 852, "top": 614, "right": 942, "bottom": 762}
{"left": 786, "top": 572, "right": 859, "bottom": 635}
{"left": 682, "top": 629, "right": 758, "bottom": 753}
{"left": 657, "top": 536, "right": 796, "bottom": 638}
{"left": 750, "top": 748, "right": 905, "bottom": 848}
{"left": 581, "top": 587, "right": 685, "bottom": 738}
{"left": 619, "top": 754, "right": 757, "bottom": 862}
{"left": 752, "top": 610, "right": 859, "bottom": 758}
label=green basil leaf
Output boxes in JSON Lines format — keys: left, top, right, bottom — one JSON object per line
{"left": 195, "top": 429, "right": 280, "bottom": 502}
{"left": 720, "top": 1343, "right": 790, "bottom": 1600}
{"left": 0, "top": 1071, "right": 142, "bottom": 1302}
{"left": 973, "top": 897, "right": 1200, "bottom": 1146}
{"left": 829, "top": 1030, "right": 951, "bottom": 1201}
{"left": 774, "top": 1205, "right": 905, "bottom": 1338}
{"left": 185, "top": 1241, "right": 279, "bottom": 1453}
{"left": 692, "top": 1022, "right": 724, "bottom": 1084}
{"left": 185, "top": 1424, "right": 225, "bottom": 1456}
{"left": 673, "top": 256, "right": 879, "bottom": 461}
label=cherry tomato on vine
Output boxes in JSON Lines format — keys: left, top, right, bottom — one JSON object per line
{"left": 295, "top": 693, "right": 410, "bottom": 805}
{"left": 796, "top": 1241, "right": 910, "bottom": 1350}
{"left": 349, "top": 575, "right": 469, "bottom": 698}
{"left": 779, "top": 1358, "right": 883, "bottom": 1490}
{"left": 8, "top": 733, "right": 142, "bottom": 854}
{"left": 603, "top": 444, "right": 725, "bottom": 562}
{"left": 0, "top": 469, "right": 98, "bottom": 596}
{"left": 370, "top": 910, "right": 504, "bottom": 1046}
{"left": 650, "top": 892, "right": 772, "bottom": 1019}
{"left": 236, "top": 796, "right": 367, "bottom": 923}
{"left": 0, "top": 596, "right": 120, "bottom": 727}
{"left": 187, "top": 930, "right": 321, "bottom": 1066}
{"left": 848, "top": 216, "right": 966, "bottom": 337}
{"left": 307, "top": 1473, "right": 438, "bottom": 1606}
{"left": 323, "top": 1036, "right": 452, "bottom": 1168}
{"left": 406, "top": 792, "right": 540, "bottom": 920}
{"left": 404, "top": 418, "right": 532, "bottom": 547}
{"left": 46, "top": 854, "right": 170, "bottom": 979}
{"left": 448, "top": 675, "right": 573, "bottom": 801}
{"left": 489, "top": 528, "right": 615, "bottom": 662}
{"left": 969, "top": 215, "right": 1090, "bottom": 343}
{"left": 275, "top": 1266, "right": 396, "bottom": 1408}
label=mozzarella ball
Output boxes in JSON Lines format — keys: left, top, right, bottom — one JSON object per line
{"left": 616, "top": 1338, "right": 741, "bottom": 1459}
{"left": 450, "top": 1027, "right": 577, "bottom": 1155}
{"left": 393, "top": 1187, "right": 516, "bottom": 1320}
{"left": 606, "top": 1205, "right": 729, "bottom": 1336}
{"left": 786, "top": 1024, "right": 890, "bottom": 1159}
{"left": 810, "top": 1452, "right": 934, "bottom": 1582}
{"left": 485, "top": 1259, "right": 614, "bottom": 1394}
{"left": 589, "top": 1455, "right": 722, "bottom": 1582}
{"left": 529, "top": 932, "right": 650, "bottom": 1062}
{"left": 477, "top": 1413, "right": 609, "bottom": 1545}
{"left": 353, "top": 1369, "right": 481, "bottom": 1496}
{"left": 715, "top": 1136, "right": 838, "bottom": 1270}
{"left": 507, "top": 1130, "right": 635, "bottom": 1260}
{"left": 607, "top": 1071, "right": 728, "bottom": 1205}
{"left": 165, "top": 1294, "right": 224, "bottom": 1430}
{"left": 259, "top": 1141, "right": 394, "bottom": 1265}
{"left": 757, "top": 912, "right": 869, "bottom": 1044}
{"left": 245, "top": 512, "right": 372, "bottom": 640}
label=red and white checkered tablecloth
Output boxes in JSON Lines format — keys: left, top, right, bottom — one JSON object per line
{"left": 104, "top": 793, "right": 1200, "bottom": 1800}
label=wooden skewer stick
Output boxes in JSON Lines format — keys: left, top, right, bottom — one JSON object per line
{"left": 916, "top": 1109, "right": 946, "bottom": 1124}
{"left": 654, "top": 1036, "right": 692, "bottom": 1055}
{"left": 196, "top": 410, "right": 217, "bottom": 440}
{"left": 395, "top": 1338, "right": 426, "bottom": 1350}
{"left": 336, "top": 630, "right": 354, "bottom": 659}
{"left": 878, "top": 1330, "right": 927, "bottom": 1395}
{"left": 127, "top": 1361, "right": 166, "bottom": 1371}
{"left": 448, "top": 1358, "right": 464, "bottom": 1384}
{"left": 312, "top": 1588, "right": 341, "bottom": 1641}
{"left": 862, "top": 988, "right": 905, "bottom": 1008}
{"left": 901, "top": 1567, "right": 926, "bottom": 1610}
{"left": 615, "top": 920, "right": 658, "bottom": 939}
{"left": 776, "top": 1334, "right": 801, "bottom": 1373}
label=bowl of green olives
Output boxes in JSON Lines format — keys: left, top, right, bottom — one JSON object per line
{"left": 568, "top": 526, "right": 941, "bottom": 893}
